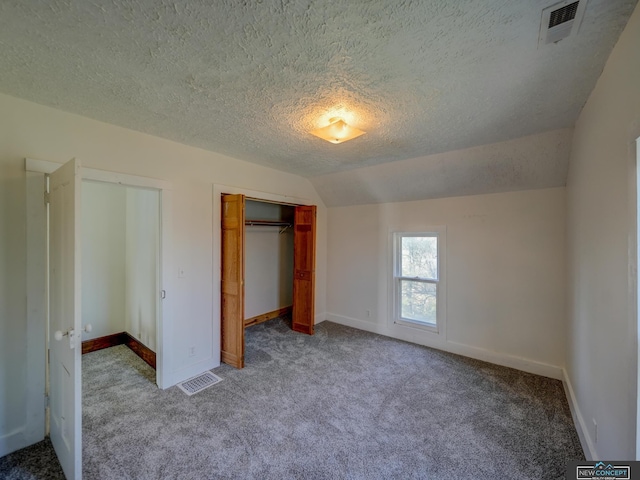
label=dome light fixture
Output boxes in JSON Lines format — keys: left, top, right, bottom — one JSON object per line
{"left": 310, "top": 117, "right": 365, "bottom": 144}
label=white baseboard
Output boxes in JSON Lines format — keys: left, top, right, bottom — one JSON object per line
{"left": 165, "top": 358, "right": 220, "bottom": 389}
{"left": 326, "top": 313, "right": 386, "bottom": 335}
{"left": 562, "top": 368, "right": 596, "bottom": 460}
{"left": 314, "top": 312, "right": 327, "bottom": 325}
{"left": 0, "top": 428, "right": 32, "bottom": 458}
{"left": 443, "top": 340, "right": 563, "bottom": 380}
{"left": 325, "top": 313, "right": 564, "bottom": 380}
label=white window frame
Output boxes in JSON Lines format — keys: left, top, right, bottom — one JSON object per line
{"left": 392, "top": 228, "right": 446, "bottom": 334}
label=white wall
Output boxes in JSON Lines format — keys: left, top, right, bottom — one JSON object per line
{"left": 0, "top": 148, "right": 28, "bottom": 455}
{"left": 244, "top": 200, "right": 294, "bottom": 319}
{"left": 81, "top": 181, "right": 126, "bottom": 340}
{"left": 245, "top": 226, "right": 293, "bottom": 319}
{"left": 125, "top": 187, "right": 159, "bottom": 351}
{"left": 81, "top": 182, "right": 159, "bottom": 349}
{"left": 565, "top": 3, "right": 640, "bottom": 460}
{"left": 0, "top": 91, "right": 327, "bottom": 456}
{"left": 327, "top": 188, "right": 567, "bottom": 378}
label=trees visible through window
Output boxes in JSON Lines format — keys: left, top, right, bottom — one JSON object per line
{"left": 393, "top": 232, "right": 442, "bottom": 330}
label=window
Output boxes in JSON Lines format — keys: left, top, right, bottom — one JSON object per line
{"left": 393, "top": 230, "right": 445, "bottom": 332}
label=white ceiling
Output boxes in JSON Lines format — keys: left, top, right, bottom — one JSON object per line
{"left": 0, "top": 0, "right": 637, "bottom": 204}
{"left": 312, "top": 128, "right": 573, "bottom": 207}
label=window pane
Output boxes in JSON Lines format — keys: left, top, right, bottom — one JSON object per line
{"left": 401, "top": 236, "right": 437, "bottom": 279}
{"left": 400, "top": 280, "right": 436, "bottom": 324}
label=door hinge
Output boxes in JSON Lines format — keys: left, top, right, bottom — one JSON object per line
{"left": 44, "top": 174, "right": 50, "bottom": 205}
{"left": 44, "top": 395, "right": 50, "bottom": 409}
{"left": 161, "top": 290, "right": 166, "bottom": 299}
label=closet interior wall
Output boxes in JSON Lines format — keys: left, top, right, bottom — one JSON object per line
{"left": 81, "top": 181, "right": 159, "bottom": 352}
{"left": 244, "top": 199, "right": 294, "bottom": 321}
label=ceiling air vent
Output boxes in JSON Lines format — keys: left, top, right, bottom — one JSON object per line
{"left": 538, "top": 0, "right": 587, "bottom": 46}
{"left": 549, "top": 2, "right": 579, "bottom": 28}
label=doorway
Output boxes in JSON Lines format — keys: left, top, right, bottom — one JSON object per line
{"left": 220, "top": 193, "right": 317, "bottom": 368}
{"left": 80, "top": 180, "right": 160, "bottom": 378}
{"left": 25, "top": 158, "right": 173, "bottom": 478}
{"left": 27, "top": 158, "right": 172, "bottom": 388}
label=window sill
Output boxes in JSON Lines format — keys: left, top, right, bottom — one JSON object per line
{"left": 394, "top": 318, "right": 439, "bottom": 334}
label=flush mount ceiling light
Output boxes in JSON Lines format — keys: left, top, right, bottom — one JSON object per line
{"left": 309, "top": 117, "right": 366, "bottom": 144}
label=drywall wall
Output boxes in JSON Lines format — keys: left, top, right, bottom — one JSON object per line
{"left": 125, "top": 187, "right": 159, "bottom": 351}
{"left": 81, "top": 182, "right": 159, "bottom": 350}
{"left": 327, "top": 188, "right": 567, "bottom": 377}
{"left": 81, "top": 181, "right": 126, "bottom": 340}
{"left": 244, "top": 200, "right": 294, "bottom": 319}
{"left": 245, "top": 227, "right": 293, "bottom": 319}
{"left": 565, "top": 3, "right": 640, "bottom": 460}
{"left": 0, "top": 149, "right": 28, "bottom": 455}
{"left": 0, "top": 91, "right": 327, "bottom": 456}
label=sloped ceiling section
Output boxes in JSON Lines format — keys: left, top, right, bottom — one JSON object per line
{"left": 0, "top": 0, "right": 637, "bottom": 184}
{"left": 310, "top": 128, "right": 573, "bottom": 207}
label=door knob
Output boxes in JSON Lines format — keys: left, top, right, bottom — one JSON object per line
{"left": 54, "top": 330, "right": 69, "bottom": 341}
{"left": 54, "top": 328, "right": 76, "bottom": 349}
{"left": 55, "top": 324, "right": 91, "bottom": 340}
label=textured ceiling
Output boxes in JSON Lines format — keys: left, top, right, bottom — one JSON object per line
{"left": 0, "top": 1, "right": 637, "bottom": 189}
{"left": 311, "top": 128, "right": 573, "bottom": 207}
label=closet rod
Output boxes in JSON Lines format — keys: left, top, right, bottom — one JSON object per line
{"left": 244, "top": 220, "right": 292, "bottom": 227}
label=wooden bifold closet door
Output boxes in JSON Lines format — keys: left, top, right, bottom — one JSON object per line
{"left": 221, "top": 194, "right": 245, "bottom": 369}
{"left": 221, "top": 195, "right": 316, "bottom": 369}
{"left": 292, "top": 205, "right": 316, "bottom": 334}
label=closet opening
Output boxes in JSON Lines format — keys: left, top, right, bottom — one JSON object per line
{"left": 79, "top": 180, "right": 161, "bottom": 384}
{"left": 221, "top": 194, "right": 316, "bottom": 369}
{"left": 244, "top": 199, "right": 295, "bottom": 328}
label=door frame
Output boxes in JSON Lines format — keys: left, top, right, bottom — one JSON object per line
{"left": 25, "top": 158, "right": 173, "bottom": 391}
{"left": 632, "top": 134, "right": 640, "bottom": 460}
{"left": 213, "top": 184, "right": 312, "bottom": 365}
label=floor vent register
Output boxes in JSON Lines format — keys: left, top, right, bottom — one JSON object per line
{"left": 177, "top": 372, "right": 223, "bottom": 396}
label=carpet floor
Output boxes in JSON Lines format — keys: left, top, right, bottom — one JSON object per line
{"left": 0, "top": 318, "right": 584, "bottom": 479}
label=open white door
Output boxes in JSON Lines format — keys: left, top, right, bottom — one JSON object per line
{"left": 49, "top": 158, "right": 82, "bottom": 480}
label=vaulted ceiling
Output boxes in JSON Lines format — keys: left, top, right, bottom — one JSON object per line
{"left": 0, "top": 0, "right": 637, "bottom": 205}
